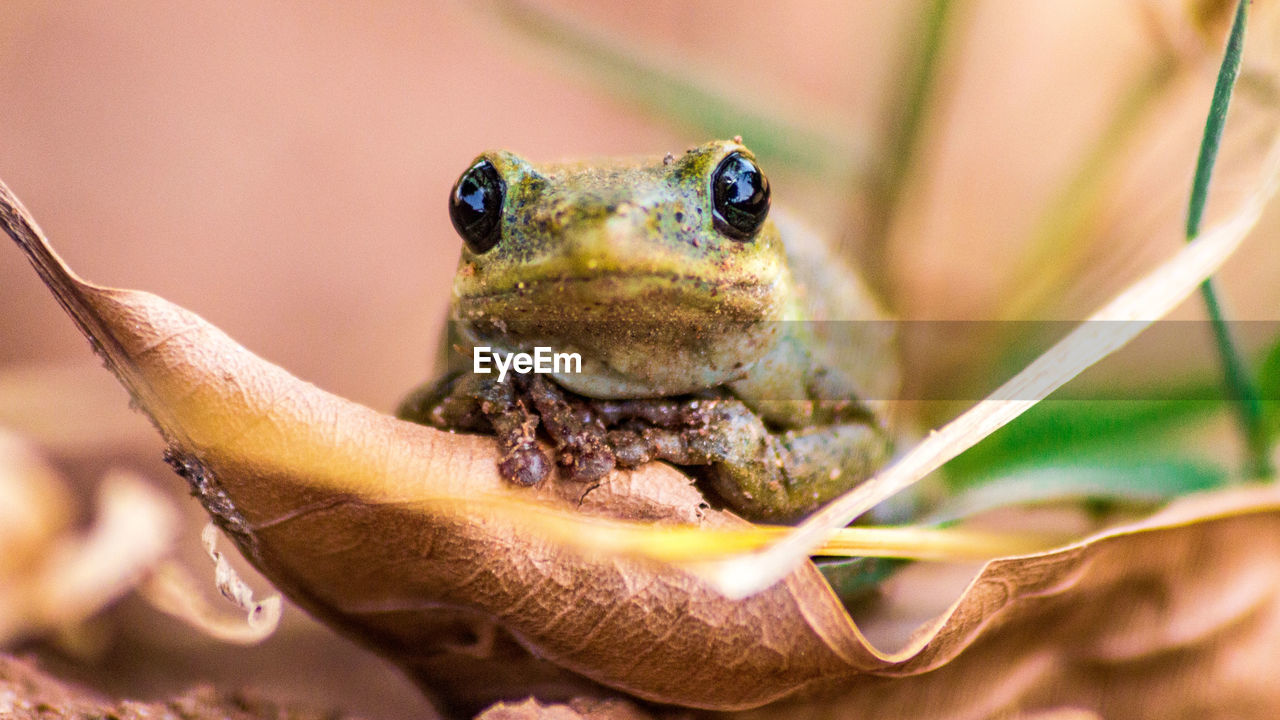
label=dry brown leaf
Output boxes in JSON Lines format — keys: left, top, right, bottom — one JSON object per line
{"left": 0, "top": 180, "right": 887, "bottom": 712}
{"left": 730, "top": 485, "right": 1280, "bottom": 719}
{"left": 6, "top": 174, "right": 1280, "bottom": 718}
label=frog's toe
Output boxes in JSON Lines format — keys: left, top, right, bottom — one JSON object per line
{"left": 560, "top": 444, "right": 615, "bottom": 482}
{"left": 499, "top": 443, "right": 552, "bottom": 486}
{"left": 604, "top": 429, "right": 650, "bottom": 467}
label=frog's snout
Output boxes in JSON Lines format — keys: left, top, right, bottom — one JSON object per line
{"left": 556, "top": 199, "right": 699, "bottom": 276}
{"left": 537, "top": 204, "right": 649, "bottom": 275}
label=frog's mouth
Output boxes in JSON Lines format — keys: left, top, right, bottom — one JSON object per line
{"left": 455, "top": 269, "right": 783, "bottom": 335}
{"left": 453, "top": 271, "right": 786, "bottom": 397}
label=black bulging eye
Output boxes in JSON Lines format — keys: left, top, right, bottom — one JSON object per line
{"left": 711, "top": 152, "right": 770, "bottom": 240}
{"left": 449, "top": 160, "right": 505, "bottom": 253}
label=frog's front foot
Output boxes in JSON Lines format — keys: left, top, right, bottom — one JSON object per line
{"left": 477, "top": 376, "right": 555, "bottom": 486}
{"left": 397, "top": 372, "right": 620, "bottom": 486}
{"left": 521, "top": 374, "right": 616, "bottom": 481}
{"left": 397, "top": 372, "right": 554, "bottom": 486}
{"left": 585, "top": 395, "right": 892, "bottom": 521}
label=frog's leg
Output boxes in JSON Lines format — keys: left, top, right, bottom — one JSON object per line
{"left": 591, "top": 396, "right": 891, "bottom": 521}
{"left": 397, "top": 373, "right": 553, "bottom": 486}
{"left": 717, "top": 415, "right": 890, "bottom": 521}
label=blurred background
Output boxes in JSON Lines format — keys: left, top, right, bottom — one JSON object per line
{"left": 1, "top": 1, "right": 1279, "bottom": 718}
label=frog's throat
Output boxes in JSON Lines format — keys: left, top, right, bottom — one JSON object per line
{"left": 453, "top": 322, "right": 768, "bottom": 399}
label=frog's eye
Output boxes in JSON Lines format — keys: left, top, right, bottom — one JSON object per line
{"left": 711, "top": 152, "right": 771, "bottom": 240}
{"left": 449, "top": 159, "right": 505, "bottom": 254}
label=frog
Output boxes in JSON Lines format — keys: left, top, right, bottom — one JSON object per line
{"left": 397, "top": 139, "right": 898, "bottom": 522}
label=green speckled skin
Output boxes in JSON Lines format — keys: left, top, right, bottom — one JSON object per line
{"left": 405, "top": 140, "right": 899, "bottom": 520}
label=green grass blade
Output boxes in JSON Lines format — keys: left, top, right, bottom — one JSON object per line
{"left": 931, "top": 459, "right": 1228, "bottom": 524}
{"left": 1187, "top": 0, "right": 1249, "bottom": 237}
{"left": 944, "top": 397, "right": 1223, "bottom": 482}
{"left": 1184, "top": 0, "right": 1272, "bottom": 479}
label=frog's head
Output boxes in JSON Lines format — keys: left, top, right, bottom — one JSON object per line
{"left": 445, "top": 140, "right": 792, "bottom": 398}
